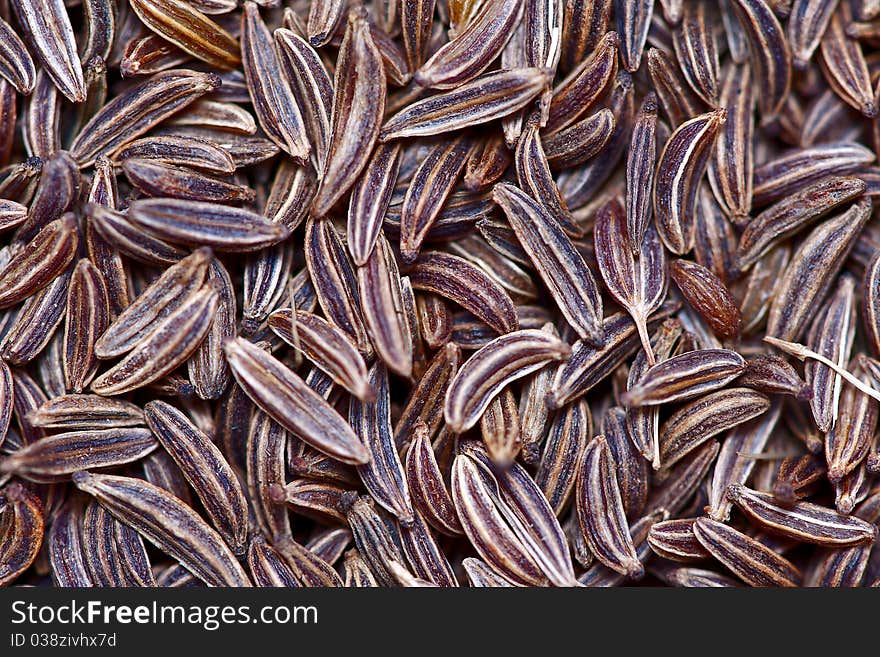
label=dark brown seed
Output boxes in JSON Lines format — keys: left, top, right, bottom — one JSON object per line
{"left": 740, "top": 244, "right": 791, "bottom": 335}
{"left": 409, "top": 250, "right": 518, "bottom": 336}
{"left": 91, "top": 286, "right": 218, "bottom": 395}
{"left": 415, "top": 0, "right": 523, "bottom": 89}
{"left": 738, "top": 355, "right": 811, "bottom": 399}
{"left": 188, "top": 259, "right": 234, "bottom": 400}
{"left": 305, "top": 216, "right": 372, "bottom": 355}
{"left": 312, "top": 8, "right": 386, "bottom": 216}
{"left": 727, "top": 483, "right": 877, "bottom": 546}
{"left": 602, "top": 406, "right": 648, "bottom": 519}
{"left": 789, "top": 0, "right": 839, "bottom": 68}
{"left": 113, "top": 135, "right": 235, "bottom": 175}
{"left": 464, "top": 134, "right": 512, "bottom": 190}
{"left": 707, "top": 63, "right": 754, "bottom": 226}
{"left": 72, "top": 471, "right": 251, "bottom": 586}
{"left": 546, "top": 31, "right": 619, "bottom": 134}
{"left": 448, "top": 234, "right": 538, "bottom": 303}
{"left": 279, "top": 481, "right": 348, "bottom": 526}
{"left": 127, "top": 198, "right": 289, "bottom": 252}
{"left": 416, "top": 294, "right": 453, "bottom": 350}
{"left": 767, "top": 199, "right": 872, "bottom": 342}
{"left": 616, "top": 0, "right": 653, "bottom": 72}
{"left": 752, "top": 142, "right": 873, "bottom": 207}
{"left": 401, "top": 135, "right": 473, "bottom": 262}
{"left": 348, "top": 144, "right": 401, "bottom": 266}
{"left": 659, "top": 388, "right": 771, "bottom": 468}
{"left": 451, "top": 305, "right": 555, "bottom": 350}
{"left": 729, "top": 0, "right": 792, "bottom": 120}
{"left": 380, "top": 68, "right": 551, "bottom": 141}
{"left": 549, "top": 304, "right": 680, "bottom": 409}
{"left": 18, "top": 151, "right": 80, "bottom": 243}
{"left": 153, "top": 96, "right": 255, "bottom": 133}
{"left": 0, "top": 360, "right": 12, "bottom": 450}
{"left": 478, "top": 387, "right": 521, "bottom": 468}
{"left": 95, "top": 247, "right": 211, "bottom": 359}
{"left": 0, "top": 16, "right": 35, "bottom": 95}
{"left": 825, "top": 360, "right": 878, "bottom": 483}
{"left": 773, "top": 454, "right": 827, "bottom": 504}
{"left": 647, "top": 47, "right": 705, "bottom": 128}
{"left": 10, "top": 0, "right": 84, "bottom": 102}
{"left": 0, "top": 428, "right": 156, "bottom": 481}
{"left": 12, "top": 369, "right": 49, "bottom": 446}
{"left": 63, "top": 259, "right": 109, "bottom": 393}
{"left": 494, "top": 182, "right": 604, "bottom": 344}
{"left": 693, "top": 517, "right": 801, "bottom": 587}
{"left": 70, "top": 69, "right": 221, "bottom": 167}
{"left": 863, "top": 250, "right": 880, "bottom": 358}
{"left": 671, "top": 259, "right": 741, "bottom": 340}
{"left": 405, "top": 421, "right": 463, "bottom": 536}
{"left": 48, "top": 498, "right": 92, "bottom": 586}
{"left": 576, "top": 435, "right": 643, "bottom": 578}
{"left": 626, "top": 94, "right": 658, "bottom": 251}
{"left": 665, "top": 566, "right": 742, "bottom": 588}
{"left": 738, "top": 176, "right": 867, "bottom": 270}
{"left": 820, "top": 3, "right": 877, "bottom": 117}
{"left": 0, "top": 483, "right": 44, "bottom": 585}
{"left": 648, "top": 518, "right": 711, "bottom": 562}
{"left": 274, "top": 29, "right": 334, "bottom": 174}
{"left": 122, "top": 159, "right": 255, "bottom": 204}
{"left": 653, "top": 110, "right": 725, "bottom": 255}
{"left": 351, "top": 364, "right": 413, "bottom": 523}
{"left": 87, "top": 204, "right": 188, "bottom": 266}
{"left": 247, "top": 410, "right": 293, "bottom": 544}
{"left": 264, "top": 162, "right": 318, "bottom": 232}
{"left": 458, "top": 440, "right": 577, "bottom": 586}
{"left": 269, "top": 308, "right": 373, "bottom": 400}
{"left": 142, "top": 449, "right": 193, "bottom": 508}
{"left": 225, "top": 337, "right": 369, "bottom": 465}
{"left": 622, "top": 348, "right": 745, "bottom": 407}
{"left": 693, "top": 188, "right": 738, "bottom": 285}
{"left": 395, "top": 342, "right": 460, "bottom": 446}
{"left": 23, "top": 72, "right": 60, "bottom": 161}
{"left": 445, "top": 329, "right": 570, "bottom": 433}
{"left": 241, "top": 2, "right": 310, "bottom": 161}
{"left": 398, "top": 509, "right": 458, "bottom": 586}
{"left": 577, "top": 511, "right": 663, "bottom": 587}
{"left": 0, "top": 200, "right": 27, "bottom": 233}
{"left": 648, "top": 439, "right": 719, "bottom": 516}
{"left": 0, "top": 214, "right": 78, "bottom": 309}
{"left": 145, "top": 400, "right": 248, "bottom": 554}
{"left": 518, "top": 324, "right": 561, "bottom": 460}
{"left": 120, "top": 34, "right": 189, "bottom": 78}
{"left": 401, "top": 0, "right": 436, "bottom": 72}
{"left": 248, "top": 535, "right": 301, "bottom": 587}
{"left": 127, "top": 0, "right": 240, "bottom": 70}
{"left": 543, "top": 109, "right": 616, "bottom": 171}
{"left": 342, "top": 549, "right": 379, "bottom": 587}
{"left": 305, "top": 527, "right": 352, "bottom": 565}
{"left": 1, "top": 267, "right": 70, "bottom": 365}
{"left": 516, "top": 118, "right": 582, "bottom": 239}
{"left": 806, "top": 276, "right": 857, "bottom": 432}
{"left": 595, "top": 197, "right": 667, "bottom": 364}
{"left": 626, "top": 319, "right": 685, "bottom": 468}
{"left": 672, "top": 1, "right": 720, "bottom": 106}
{"left": 560, "top": 0, "right": 611, "bottom": 73}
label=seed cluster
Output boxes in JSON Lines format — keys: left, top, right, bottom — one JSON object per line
{"left": 2, "top": 0, "right": 880, "bottom": 588}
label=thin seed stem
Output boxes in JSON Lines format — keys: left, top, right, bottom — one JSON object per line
{"left": 764, "top": 336, "right": 880, "bottom": 403}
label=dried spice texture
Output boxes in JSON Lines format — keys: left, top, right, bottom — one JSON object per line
{"left": 0, "top": 0, "right": 877, "bottom": 591}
